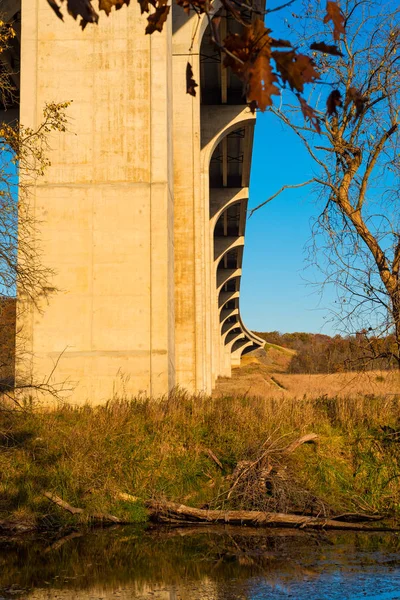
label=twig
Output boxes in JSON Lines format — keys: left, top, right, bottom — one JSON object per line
{"left": 206, "top": 448, "right": 223, "bottom": 469}
{"left": 249, "top": 180, "right": 315, "bottom": 216}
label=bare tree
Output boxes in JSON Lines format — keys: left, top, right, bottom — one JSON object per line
{"left": 252, "top": 0, "right": 400, "bottom": 367}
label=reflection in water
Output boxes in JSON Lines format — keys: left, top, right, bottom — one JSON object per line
{"left": 1, "top": 526, "right": 400, "bottom": 599}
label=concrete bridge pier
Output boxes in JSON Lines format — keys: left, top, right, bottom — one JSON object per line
{"left": 12, "top": 1, "right": 264, "bottom": 403}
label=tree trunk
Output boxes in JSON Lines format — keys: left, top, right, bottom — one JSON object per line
{"left": 145, "top": 500, "right": 397, "bottom": 532}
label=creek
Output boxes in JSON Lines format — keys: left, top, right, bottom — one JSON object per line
{"left": 1, "top": 526, "right": 400, "bottom": 599}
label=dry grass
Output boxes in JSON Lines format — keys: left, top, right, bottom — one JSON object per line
{"left": 214, "top": 356, "right": 400, "bottom": 401}
{"left": 1, "top": 386, "right": 400, "bottom": 526}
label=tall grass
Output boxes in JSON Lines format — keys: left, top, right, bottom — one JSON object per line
{"left": 1, "top": 391, "right": 400, "bottom": 526}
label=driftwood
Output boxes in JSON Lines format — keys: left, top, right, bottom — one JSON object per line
{"left": 146, "top": 500, "right": 398, "bottom": 532}
{"left": 44, "top": 492, "right": 83, "bottom": 515}
{"left": 283, "top": 433, "right": 318, "bottom": 454}
{"left": 117, "top": 492, "right": 139, "bottom": 503}
{"left": 44, "top": 492, "right": 120, "bottom": 523}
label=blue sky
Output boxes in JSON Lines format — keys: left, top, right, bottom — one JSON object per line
{"left": 239, "top": 8, "right": 338, "bottom": 335}
{"left": 240, "top": 110, "right": 338, "bottom": 335}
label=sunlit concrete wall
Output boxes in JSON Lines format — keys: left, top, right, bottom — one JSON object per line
{"left": 17, "top": 1, "right": 263, "bottom": 403}
{"left": 18, "top": 0, "right": 175, "bottom": 402}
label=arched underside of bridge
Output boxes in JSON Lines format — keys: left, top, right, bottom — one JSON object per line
{"left": 200, "top": 13, "right": 264, "bottom": 381}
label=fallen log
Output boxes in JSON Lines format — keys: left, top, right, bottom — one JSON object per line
{"left": 89, "top": 512, "right": 120, "bottom": 523}
{"left": 44, "top": 492, "right": 120, "bottom": 523}
{"left": 145, "top": 500, "right": 398, "bottom": 531}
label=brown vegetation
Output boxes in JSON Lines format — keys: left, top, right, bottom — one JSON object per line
{"left": 255, "top": 331, "right": 400, "bottom": 373}
{"left": 215, "top": 359, "right": 400, "bottom": 401}
{"left": 2, "top": 388, "right": 400, "bottom": 530}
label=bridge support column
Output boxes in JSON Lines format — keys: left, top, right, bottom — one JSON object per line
{"left": 18, "top": 1, "right": 175, "bottom": 403}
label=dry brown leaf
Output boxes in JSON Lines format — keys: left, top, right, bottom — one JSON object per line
{"left": 137, "top": 0, "right": 149, "bottom": 12}
{"left": 47, "top": 0, "right": 64, "bottom": 20}
{"left": 247, "top": 53, "right": 280, "bottom": 111}
{"left": 223, "top": 31, "right": 251, "bottom": 77}
{"left": 270, "top": 38, "right": 292, "bottom": 48}
{"left": 345, "top": 86, "right": 366, "bottom": 119}
{"left": 224, "top": 18, "right": 281, "bottom": 111}
{"left": 326, "top": 89, "right": 342, "bottom": 116}
{"left": 273, "top": 51, "right": 319, "bottom": 93}
{"left": 99, "top": 0, "right": 130, "bottom": 15}
{"left": 137, "top": 0, "right": 157, "bottom": 13}
{"left": 295, "top": 54, "right": 319, "bottom": 85}
{"left": 310, "top": 41, "right": 343, "bottom": 56}
{"left": 66, "top": 0, "right": 99, "bottom": 28}
{"left": 323, "top": 1, "right": 345, "bottom": 41}
{"left": 299, "top": 96, "right": 321, "bottom": 133}
{"left": 145, "top": 0, "right": 170, "bottom": 34}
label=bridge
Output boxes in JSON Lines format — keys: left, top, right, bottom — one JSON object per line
{"left": 3, "top": 0, "right": 264, "bottom": 403}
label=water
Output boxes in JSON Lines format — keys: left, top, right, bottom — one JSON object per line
{"left": 1, "top": 526, "right": 400, "bottom": 599}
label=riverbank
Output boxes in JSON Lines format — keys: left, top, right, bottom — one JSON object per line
{"left": 1, "top": 391, "right": 400, "bottom": 531}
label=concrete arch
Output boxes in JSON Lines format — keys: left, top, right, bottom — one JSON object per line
{"left": 241, "top": 343, "right": 260, "bottom": 356}
{"left": 214, "top": 235, "right": 244, "bottom": 262}
{"left": 172, "top": 0, "right": 222, "bottom": 51}
{"left": 214, "top": 245, "right": 243, "bottom": 274}
{"left": 238, "top": 315, "right": 265, "bottom": 347}
{"left": 211, "top": 197, "right": 248, "bottom": 236}
{"left": 225, "top": 330, "right": 246, "bottom": 351}
{"left": 220, "top": 307, "right": 239, "bottom": 326}
{"left": 197, "top": 15, "right": 262, "bottom": 385}
{"left": 210, "top": 188, "right": 249, "bottom": 222}
{"left": 231, "top": 339, "right": 259, "bottom": 366}
{"left": 201, "top": 110, "right": 256, "bottom": 168}
{"left": 218, "top": 289, "right": 240, "bottom": 308}
{"left": 221, "top": 318, "right": 240, "bottom": 338}
{"left": 216, "top": 268, "right": 242, "bottom": 291}
{"left": 231, "top": 337, "right": 253, "bottom": 354}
